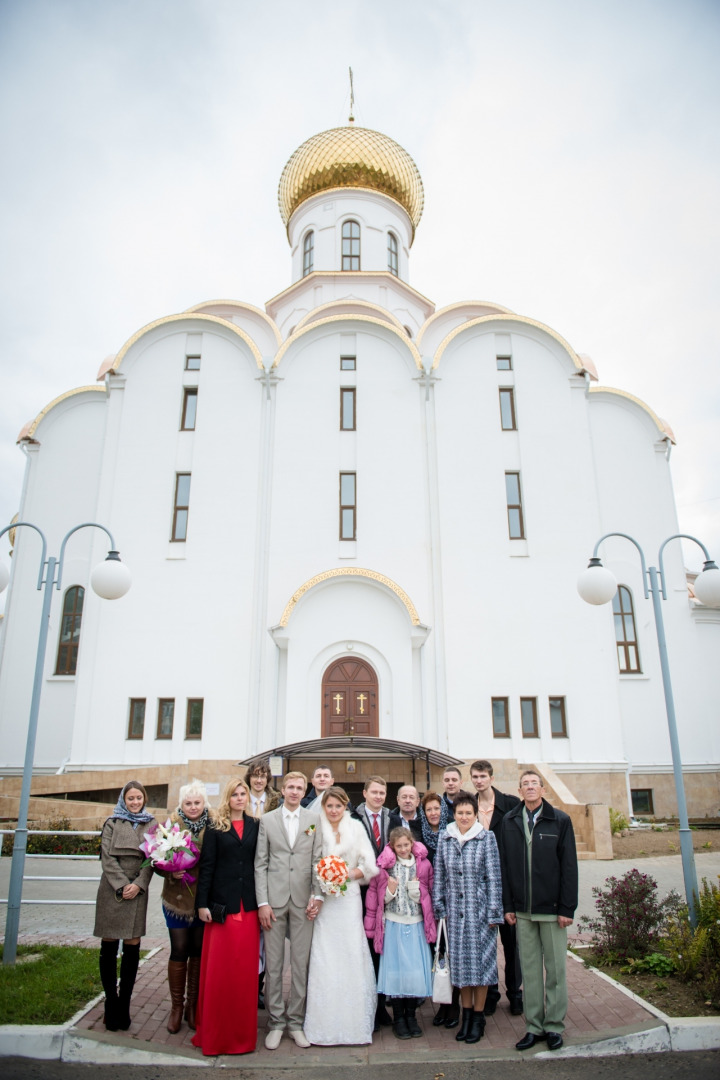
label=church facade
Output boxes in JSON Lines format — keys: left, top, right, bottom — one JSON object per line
{"left": 1, "top": 122, "right": 718, "bottom": 824}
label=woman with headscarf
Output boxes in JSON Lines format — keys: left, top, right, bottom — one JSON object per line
{"left": 93, "top": 781, "right": 156, "bottom": 1031}
{"left": 418, "top": 790, "right": 449, "bottom": 867}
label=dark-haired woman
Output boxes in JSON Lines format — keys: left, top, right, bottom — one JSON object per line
{"left": 432, "top": 791, "right": 503, "bottom": 1044}
{"left": 93, "top": 781, "right": 156, "bottom": 1031}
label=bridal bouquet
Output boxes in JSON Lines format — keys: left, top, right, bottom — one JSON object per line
{"left": 140, "top": 819, "right": 200, "bottom": 885}
{"left": 316, "top": 854, "right": 350, "bottom": 896}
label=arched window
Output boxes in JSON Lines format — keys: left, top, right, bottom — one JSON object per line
{"left": 302, "top": 230, "right": 314, "bottom": 277}
{"left": 387, "top": 231, "right": 398, "bottom": 276}
{"left": 55, "top": 585, "right": 84, "bottom": 675}
{"left": 341, "top": 220, "right": 360, "bottom": 270}
{"left": 613, "top": 585, "right": 641, "bottom": 673}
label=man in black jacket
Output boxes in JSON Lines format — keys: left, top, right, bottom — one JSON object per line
{"left": 388, "top": 784, "right": 423, "bottom": 841}
{"left": 470, "top": 759, "right": 523, "bottom": 1016}
{"left": 501, "top": 771, "right": 578, "bottom": 1052}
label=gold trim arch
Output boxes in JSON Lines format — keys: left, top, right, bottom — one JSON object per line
{"left": 184, "top": 300, "right": 282, "bottom": 346}
{"left": 279, "top": 567, "right": 421, "bottom": 628}
{"left": 109, "top": 313, "right": 264, "bottom": 373}
{"left": 273, "top": 314, "right": 422, "bottom": 371}
{"left": 20, "top": 385, "right": 107, "bottom": 441}
{"left": 433, "top": 314, "right": 586, "bottom": 373}
{"left": 294, "top": 300, "right": 406, "bottom": 334}
{"left": 416, "top": 301, "right": 515, "bottom": 351}
{"left": 588, "top": 386, "right": 676, "bottom": 443}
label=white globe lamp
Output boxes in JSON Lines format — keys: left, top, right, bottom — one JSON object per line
{"left": 693, "top": 561, "right": 720, "bottom": 607}
{"left": 90, "top": 551, "right": 132, "bottom": 600}
{"left": 577, "top": 558, "right": 618, "bottom": 605}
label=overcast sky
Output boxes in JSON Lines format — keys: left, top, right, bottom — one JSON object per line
{"left": 1, "top": 0, "right": 718, "bottom": 596}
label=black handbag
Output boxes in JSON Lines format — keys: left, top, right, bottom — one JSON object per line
{"left": 210, "top": 902, "right": 227, "bottom": 924}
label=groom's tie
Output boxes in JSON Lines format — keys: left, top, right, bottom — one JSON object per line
{"left": 372, "top": 813, "right": 380, "bottom": 844}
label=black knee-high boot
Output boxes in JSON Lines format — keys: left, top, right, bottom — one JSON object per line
{"left": 117, "top": 943, "right": 140, "bottom": 1031}
{"left": 99, "top": 940, "right": 119, "bottom": 1031}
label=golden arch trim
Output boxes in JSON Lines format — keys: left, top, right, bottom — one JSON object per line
{"left": 279, "top": 567, "right": 421, "bottom": 627}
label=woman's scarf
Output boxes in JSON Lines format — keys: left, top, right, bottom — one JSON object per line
{"left": 111, "top": 786, "right": 154, "bottom": 829}
{"left": 177, "top": 806, "right": 209, "bottom": 835}
{"left": 447, "top": 819, "right": 483, "bottom": 846}
{"left": 419, "top": 799, "right": 448, "bottom": 852}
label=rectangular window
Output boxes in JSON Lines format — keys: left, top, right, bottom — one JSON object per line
{"left": 549, "top": 697, "right": 568, "bottom": 737}
{"left": 339, "top": 472, "right": 356, "bottom": 540}
{"left": 186, "top": 699, "right": 204, "bottom": 739}
{"left": 631, "top": 788, "right": 654, "bottom": 815}
{"left": 157, "top": 699, "right": 175, "bottom": 739}
{"left": 185, "top": 354, "right": 201, "bottom": 371}
{"left": 520, "top": 697, "right": 538, "bottom": 737}
{"left": 496, "top": 355, "right": 512, "bottom": 370}
{"left": 505, "top": 472, "right": 525, "bottom": 539}
{"left": 340, "top": 355, "right": 356, "bottom": 370}
{"left": 127, "top": 698, "right": 146, "bottom": 739}
{"left": 499, "top": 387, "right": 516, "bottom": 430}
{"left": 181, "top": 388, "right": 198, "bottom": 430}
{"left": 491, "top": 697, "right": 510, "bottom": 737}
{"left": 340, "top": 388, "right": 356, "bottom": 430}
{"left": 172, "top": 473, "right": 191, "bottom": 541}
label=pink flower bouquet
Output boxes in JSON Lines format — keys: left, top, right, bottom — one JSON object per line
{"left": 140, "top": 819, "right": 200, "bottom": 885}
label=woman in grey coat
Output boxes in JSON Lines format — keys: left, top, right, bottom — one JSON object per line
{"left": 93, "top": 781, "right": 155, "bottom": 1031}
{"left": 432, "top": 791, "right": 504, "bottom": 1044}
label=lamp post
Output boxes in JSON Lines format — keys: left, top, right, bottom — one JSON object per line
{"left": 0, "top": 522, "right": 131, "bottom": 965}
{"left": 577, "top": 532, "right": 720, "bottom": 927}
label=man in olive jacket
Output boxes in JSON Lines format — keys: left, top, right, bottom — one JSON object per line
{"left": 500, "top": 770, "right": 578, "bottom": 1052}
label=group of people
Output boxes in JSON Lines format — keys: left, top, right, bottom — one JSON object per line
{"left": 93, "top": 758, "right": 578, "bottom": 1055}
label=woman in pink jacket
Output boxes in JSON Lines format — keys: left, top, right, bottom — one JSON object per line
{"left": 364, "top": 829, "right": 437, "bottom": 1039}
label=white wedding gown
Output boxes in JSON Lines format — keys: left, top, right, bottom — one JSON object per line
{"left": 303, "top": 814, "right": 378, "bottom": 1045}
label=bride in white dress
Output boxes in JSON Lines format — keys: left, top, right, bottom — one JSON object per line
{"left": 304, "top": 786, "right": 379, "bottom": 1045}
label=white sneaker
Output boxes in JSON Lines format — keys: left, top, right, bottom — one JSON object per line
{"left": 289, "top": 1029, "right": 311, "bottom": 1048}
{"left": 265, "top": 1028, "right": 284, "bottom": 1050}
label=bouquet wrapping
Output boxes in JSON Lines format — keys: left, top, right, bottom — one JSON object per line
{"left": 140, "top": 819, "right": 200, "bottom": 885}
{"left": 316, "top": 854, "right": 350, "bottom": 896}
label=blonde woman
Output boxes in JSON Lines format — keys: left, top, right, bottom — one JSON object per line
{"left": 191, "top": 778, "right": 260, "bottom": 1056}
{"left": 158, "top": 779, "right": 214, "bottom": 1033}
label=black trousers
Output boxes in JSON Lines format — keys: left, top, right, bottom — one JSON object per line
{"left": 490, "top": 920, "right": 522, "bottom": 998}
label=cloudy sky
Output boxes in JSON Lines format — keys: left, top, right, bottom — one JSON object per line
{"left": 1, "top": 0, "right": 718, "bottom": 593}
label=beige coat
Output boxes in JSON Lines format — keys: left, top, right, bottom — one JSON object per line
{"left": 158, "top": 813, "right": 208, "bottom": 921}
{"left": 254, "top": 806, "right": 323, "bottom": 909}
{"left": 93, "top": 817, "right": 156, "bottom": 939}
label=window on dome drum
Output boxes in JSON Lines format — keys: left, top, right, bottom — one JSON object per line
{"left": 303, "top": 230, "right": 314, "bottom": 277}
{"left": 157, "top": 699, "right": 175, "bottom": 739}
{"left": 613, "top": 585, "right": 641, "bottom": 673}
{"left": 496, "top": 355, "right": 512, "bottom": 371}
{"left": 186, "top": 699, "right": 204, "bottom": 739}
{"left": 342, "top": 220, "right": 360, "bottom": 270}
{"left": 387, "top": 231, "right": 399, "bottom": 276}
{"left": 499, "top": 388, "right": 516, "bottom": 430}
{"left": 520, "top": 697, "right": 538, "bottom": 737}
{"left": 549, "top": 697, "right": 568, "bottom": 737}
{"left": 127, "top": 699, "right": 146, "bottom": 740}
{"left": 185, "top": 354, "right": 201, "bottom": 371}
{"left": 172, "top": 473, "right": 191, "bottom": 541}
{"left": 505, "top": 472, "right": 525, "bottom": 538}
{"left": 631, "top": 788, "right": 654, "bottom": 815}
{"left": 340, "top": 388, "right": 356, "bottom": 430}
{"left": 492, "top": 697, "right": 510, "bottom": 738}
{"left": 181, "top": 388, "right": 198, "bottom": 430}
{"left": 340, "top": 355, "right": 356, "bottom": 370}
{"left": 339, "top": 472, "right": 356, "bottom": 540}
{"left": 54, "top": 585, "right": 84, "bottom": 675}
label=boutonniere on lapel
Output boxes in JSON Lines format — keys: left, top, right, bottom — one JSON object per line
{"left": 304, "top": 824, "right": 316, "bottom": 836}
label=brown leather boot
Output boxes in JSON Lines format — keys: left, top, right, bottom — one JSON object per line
{"left": 184, "top": 956, "right": 201, "bottom": 1030}
{"left": 167, "top": 960, "right": 187, "bottom": 1033}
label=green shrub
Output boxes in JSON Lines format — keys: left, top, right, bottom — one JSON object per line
{"left": 620, "top": 952, "right": 676, "bottom": 976}
{"left": 664, "top": 876, "right": 720, "bottom": 1006}
{"left": 1, "top": 816, "right": 101, "bottom": 857}
{"left": 609, "top": 808, "right": 630, "bottom": 835}
{"left": 579, "top": 868, "right": 678, "bottom": 960}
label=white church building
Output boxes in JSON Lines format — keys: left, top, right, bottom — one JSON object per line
{"left": 0, "top": 121, "right": 718, "bottom": 842}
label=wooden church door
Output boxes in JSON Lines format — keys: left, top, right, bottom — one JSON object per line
{"left": 322, "top": 657, "right": 378, "bottom": 737}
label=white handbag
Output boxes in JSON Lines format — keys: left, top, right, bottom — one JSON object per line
{"left": 432, "top": 917, "right": 453, "bottom": 1004}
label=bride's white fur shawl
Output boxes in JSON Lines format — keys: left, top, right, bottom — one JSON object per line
{"left": 319, "top": 809, "right": 379, "bottom": 885}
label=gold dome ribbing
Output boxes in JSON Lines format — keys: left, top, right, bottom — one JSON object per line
{"left": 278, "top": 126, "right": 424, "bottom": 237}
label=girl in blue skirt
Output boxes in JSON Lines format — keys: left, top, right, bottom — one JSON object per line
{"left": 364, "top": 827, "right": 437, "bottom": 1038}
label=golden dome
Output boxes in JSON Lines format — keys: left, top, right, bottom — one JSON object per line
{"left": 278, "top": 125, "right": 424, "bottom": 238}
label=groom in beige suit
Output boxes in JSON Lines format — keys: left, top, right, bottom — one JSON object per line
{"left": 255, "top": 771, "right": 324, "bottom": 1050}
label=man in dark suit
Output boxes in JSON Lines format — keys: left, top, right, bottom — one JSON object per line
{"left": 388, "top": 784, "right": 423, "bottom": 841}
{"left": 441, "top": 766, "right": 463, "bottom": 818}
{"left": 351, "top": 774, "right": 392, "bottom": 1029}
{"left": 470, "top": 759, "right": 523, "bottom": 1016}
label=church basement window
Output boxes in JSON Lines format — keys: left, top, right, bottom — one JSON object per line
{"left": 549, "top": 697, "right": 568, "bottom": 737}
{"left": 127, "top": 699, "right": 146, "bottom": 739}
{"left": 55, "top": 585, "right": 84, "bottom": 675}
{"left": 505, "top": 472, "right": 525, "bottom": 538}
{"left": 491, "top": 697, "right": 510, "bottom": 737}
{"left": 339, "top": 472, "right": 356, "bottom": 539}
{"left": 186, "top": 699, "right": 204, "bottom": 739}
{"left": 181, "top": 388, "right": 198, "bottom": 430}
{"left": 499, "top": 388, "right": 516, "bottom": 430}
{"left": 342, "top": 220, "right": 360, "bottom": 270}
{"left": 172, "top": 473, "right": 191, "bottom": 541}
{"left": 520, "top": 697, "right": 538, "bottom": 737}
{"left": 340, "top": 388, "right": 356, "bottom": 430}
{"left": 157, "top": 699, "right": 175, "bottom": 739}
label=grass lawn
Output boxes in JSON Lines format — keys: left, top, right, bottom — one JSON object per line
{"left": 0, "top": 943, "right": 102, "bottom": 1025}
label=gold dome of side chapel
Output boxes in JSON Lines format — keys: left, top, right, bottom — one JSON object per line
{"left": 278, "top": 125, "right": 424, "bottom": 240}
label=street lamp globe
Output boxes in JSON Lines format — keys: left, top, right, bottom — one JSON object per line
{"left": 577, "top": 558, "right": 618, "bottom": 606}
{"left": 693, "top": 561, "right": 720, "bottom": 607}
{"left": 90, "top": 551, "right": 132, "bottom": 599}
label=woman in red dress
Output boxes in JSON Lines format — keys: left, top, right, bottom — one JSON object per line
{"left": 192, "top": 778, "right": 260, "bottom": 1055}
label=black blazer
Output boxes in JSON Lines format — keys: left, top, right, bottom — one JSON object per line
{"left": 351, "top": 803, "right": 392, "bottom": 858}
{"left": 388, "top": 810, "right": 423, "bottom": 843}
{"left": 500, "top": 799, "right": 578, "bottom": 919}
{"left": 195, "top": 816, "right": 259, "bottom": 915}
{"left": 487, "top": 787, "right": 521, "bottom": 854}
